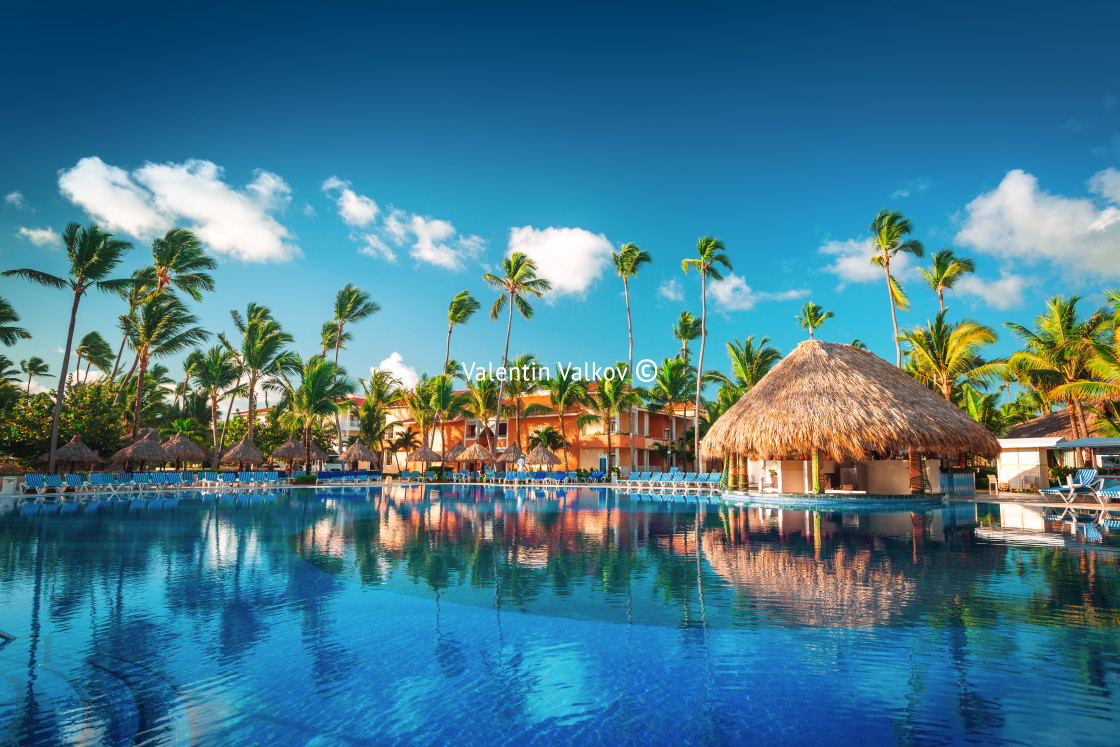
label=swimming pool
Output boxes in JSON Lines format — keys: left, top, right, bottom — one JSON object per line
{"left": 2, "top": 485, "right": 1120, "bottom": 745}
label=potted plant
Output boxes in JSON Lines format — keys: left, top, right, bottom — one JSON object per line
{"left": 291, "top": 473, "right": 317, "bottom": 486}
{"left": 767, "top": 468, "right": 778, "bottom": 487}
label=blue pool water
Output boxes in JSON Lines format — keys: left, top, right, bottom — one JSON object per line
{"left": 3, "top": 485, "right": 1120, "bottom": 745}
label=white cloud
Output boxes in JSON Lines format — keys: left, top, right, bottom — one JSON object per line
{"left": 955, "top": 168, "right": 1120, "bottom": 279}
{"left": 4, "top": 191, "right": 31, "bottom": 210}
{"left": 17, "top": 226, "right": 61, "bottom": 248}
{"left": 322, "top": 176, "right": 379, "bottom": 227}
{"left": 657, "top": 277, "right": 684, "bottom": 302}
{"left": 374, "top": 353, "right": 419, "bottom": 389}
{"left": 707, "top": 273, "right": 809, "bottom": 312}
{"left": 357, "top": 232, "right": 397, "bottom": 262}
{"left": 949, "top": 272, "right": 1030, "bottom": 311}
{"left": 506, "top": 226, "right": 613, "bottom": 299}
{"left": 301, "top": 202, "right": 316, "bottom": 217}
{"left": 58, "top": 156, "right": 300, "bottom": 262}
{"left": 891, "top": 177, "right": 931, "bottom": 199}
{"left": 819, "top": 237, "right": 920, "bottom": 288}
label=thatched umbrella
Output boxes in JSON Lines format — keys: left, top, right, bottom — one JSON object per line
{"left": 220, "top": 435, "right": 264, "bottom": 468}
{"left": 700, "top": 340, "right": 1001, "bottom": 492}
{"left": 459, "top": 442, "right": 493, "bottom": 473}
{"left": 497, "top": 443, "right": 524, "bottom": 464}
{"left": 406, "top": 446, "right": 441, "bottom": 463}
{"left": 443, "top": 442, "right": 466, "bottom": 462}
{"left": 52, "top": 435, "right": 103, "bottom": 466}
{"left": 112, "top": 431, "right": 167, "bottom": 469}
{"left": 0, "top": 459, "right": 25, "bottom": 475}
{"left": 163, "top": 432, "right": 210, "bottom": 468}
{"left": 340, "top": 439, "right": 378, "bottom": 467}
{"left": 526, "top": 444, "right": 561, "bottom": 466}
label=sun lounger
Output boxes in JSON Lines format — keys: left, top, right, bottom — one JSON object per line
{"left": 22, "top": 474, "right": 47, "bottom": 494}
{"left": 63, "top": 474, "right": 91, "bottom": 492}
{"left": 90, "top": 473, "right": 117, "bottom": 493}
{"left": 1040, "top": 468, "right": 1104, "bottom": 504}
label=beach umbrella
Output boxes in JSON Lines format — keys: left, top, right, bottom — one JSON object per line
{"left": 162, "top": 432, "right": 210, "bottom": 468}
{"left": 0, "top": 459, "right": 25, "bottom": 475}
{"left": 459, "top": 443, "right": 492, "bottom": 461}
{"left": 406, "top": 446, "right": 441, "bottom": 463}
{"left": 220, "top": 435, "right": 264, "bottom": 466}
{"left": 46, "top": 435, "right": 103, "bottom": 468}
{"left": 340, "top": 439, "right": 378, "bottom": 467}
{"left": 526, "top": 444, "right": 561, "bottom": 466}
{"left": 272, "top": 437, "right": 327, "bottom": 468}
{"left": 112, "top": 431, "right": 167, "bottom": 468}
{"left": 497, "top": 443, "right": 524, "bottom": 464}
{"left": 443, "top": 442, "right": 466, "bottom": 462}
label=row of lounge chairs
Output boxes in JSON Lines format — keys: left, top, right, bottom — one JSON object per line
{"left": 393, "top": 470, "right": 605, "bottom": 484}
{"left": 1039, "top": 469, "right": 1120, "bottom": 506}
{"left": 618, "top": 471, "right": 724, "bottom": 490}
{"left": 298, "top": 470, "right": 382, "bottom": 484}
{"left": 23, "top": 471, "right": 290, "bottom": 495}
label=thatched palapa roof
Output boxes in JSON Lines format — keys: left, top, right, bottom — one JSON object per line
{"left": 340, "top": 439, "right": 378, "bottom": 463}
{"left": 459, "top": 443, "right": 492, "bottom": 461}
{"left": 526, "top": 444, "right": 561, "bottom": 465}
{"left": 220, "top": 435, "right": 264, "bottom": 464}
{"left": 406, "top": 446, "right": 441, "bottom": 462}
{"left": 271, "top": 437, "right": 327, "bottom": 461}
{"left": 701, "top": 340, "right": 1001, "bottom": 461}
{"left": 162, "top": 432, "right": 210, "bottom": 462}
{"left": 51, "top": 435, "right": 103, "bottom": 464}
{"left": 0, "top": 459, "right": 25, "bottom": 474}
{"left": 112, "top": 431, "right": 167, "bottom": 463}
{"left": 443, "top": 442, "right": 466, "bottom": 461}
{"left": 497, "top": 444, "right": 524, "bottom": 462}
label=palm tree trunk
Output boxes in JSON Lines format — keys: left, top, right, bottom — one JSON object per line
{"left": 493, "top": 292, "right": 514, "bottom": 468}
{"left": 938, "top": 289, "right": 945, "bottom": 314}
{"left": 131, "top": 354, "right": 148, "bottom": 438}
{"left": 73, "top": 352, "right": 83, "bottom": 386}
{"left": 885, "top": 261, "right": 901, "bottom": 367}
{"left": 694, "top": 274, "right": 707, "bottom": 473}
{"left": 210, "top": 397, "right": 220, "bottom": 468}
{"left": 333, "top": 321, "right": 344, "bottom": 451}
{"left": 84, "top": 361, "right": 92, "bottom": 384}
{"left": 247, "top": 377, "right": 257, "bottom": 441}
{"left": 559, "top": 409, "right": 570, "bottom": 471}
{"left": 217, "top": 371, "right": 243, "bottom": 456}
{"left": 671, "top": 412, "right": 678, "bottom": 469}
{"left": 606, "top": 421, "right": 613, "bottom": 476}
{"left": 112, "top": 355, "right": 139, "bottom": 405}
{"left": 109, "top": 332, "right": 127, "bottom": 381}
{"left": 25, "top": 375, "right": 32, "bottom": 395}
{"left": 444, "top": 321, "right": 454, "bottom": 376}
{"left": 47, "top": 291, "right": 82, "bottom": 473}
{"left": 624, "top": 276, "right": 636, "bottom": 475}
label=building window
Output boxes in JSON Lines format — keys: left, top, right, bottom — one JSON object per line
{"left": 497, "top": 422, "right": 508, "bottom": 437}
{"left": 466, "top": 423, "right": 477, "bottom": 438}
{"left": 664, "top": 428, "right": 671, "bottom": 440}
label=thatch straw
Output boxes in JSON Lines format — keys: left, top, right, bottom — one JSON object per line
{"left": 220, "top": 435, "right": 264, "bottom": 464}
{"left": 134, "top": 427, "right": 160, "bottom": 441}
{"left": 271, "top": 436, "right": 326, "bottom": 461}
{"left": 0, "top": 459, "right": 25, "bottom": 474}
{"left": 497, "top": 444, "right": 524, "bottom": 462}
{"left": 700, "top": 340, "right": 1001, "bottom": 461}
{"left": 443, "top": 442, "right": 466, "bottom": 461}
{"left": 407, "top": 446, "right": 441, "bottom": 462}
{"left": 526, "top": 444, "right": 561, "bottom": 465}
{"left": 52, "top": 435, "right": 103, "bottom": 464}
{"left": 340, "top": 439, "right": 378, "bottom": 464}
{"left": 112, "top": 431, "right": 167, "bottom": 463}
{"left": 459, "top": 443, "right": 492, "bottom": 461}
{"left": 476, "top": 426, "right": 495, "bottom": 450}
{"left": 162, "top": 432, "right": 210, "bottom": 462}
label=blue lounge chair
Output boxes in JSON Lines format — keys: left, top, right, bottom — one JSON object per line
{"left": 43, "top": 474, "right": 66, "bottom": 493}
{"left": 1040, "top": 468, "right": 1104, "bottom": 504}
{"left": 90, "top": 473, "right": 117, "bottom": 493}
{"left": 219, "top": 473, "right": 238, "bottom": 486}
{"left": 22, "top": 474, "right": 47, "bottom": 494}
{"left": 64, "top": 474, "right": 91, "bottom": 493}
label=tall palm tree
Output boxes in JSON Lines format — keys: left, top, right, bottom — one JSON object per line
{"left": 108, "top": 269, "right": 155, "bottom": 384}
{"left": 192, "top": 345, "right": 242, "bottom": 465}
{"left": 1051, "top": 327, "right": 1120, "bottom": 403}
{"left": 503, "top": 352, "right": 544, "bottom": 449}
{"left": 320, "top": 320, "right": 352, "bottom": 355}
{"left": 528, "top": 424, "right": 566, "bottom": 453}
{"left": 175, "top": 349, "right": 204, "bottom": 410}
{"left": 919, "top": 249, "right": 975, "bottom": 314}
{"left": 579, "top": 374, "right": 642, "bottom": 475}
{"left": 0, "top": 296, "right": 30, "bottom": 346}
{"left": 126, "top": 293, "right": 209, "bottom": 436}
{"left": 227, "top": 304, "right": 296, "bottom": 440}
{"left": 1005, "top": 295, "right": 1109, "bottom": 444}
{"left": 143, "top": 227, "right": 217, "bottom": 301}
{"left": 328, "top": 284, "right": 380, "bottom": 447}
{"left": 390, "top": 426, "right": 422, "bottom": 472}
{"left": 444, "top": 290, "right": 481, "bottom": 375}
{"left": 280, "top": 354, "right": 356, "bottom": 465}
{"left": 644, "top": 357, "right": 697, "bottom": 469}
{"left": 899, "top": 310, "right": 999, "bottom": 401}
{"left": 681, "top": 235, "right": 731, "bottom": 471}
{"left": 704, "top": 336, "right": 781, "bottom": 397}
{"left": 795, "top": 302, "right": 834, "bottom": 340}
{"left": 957, "top": 384, "right": 1007, "bottom": 437}
{"left": 429, "top": 374, "right": 469, "bottom": 460}
{"left": 354, "top": 370, "right": 405, "bottom": 467}
{"left": 869, "top": 210, "right": 924, "bottom": 366}
{"left": 19, "top": 357, "right": 48, "bottom": 395}
{"left": 74, "top": 331, "right": 114, "bottom": 383}
{"left": 673, "top": 310, "right": 702, "bottom": 360}
{"left": 522, "top": 367, "right": 588, "bottom": 471}
{"left": 611, "top": 242, "right": 652, "bottom": 473}
{"left": 482, "top": 252, "right": 551, "bottom": 461}
{"left": 2, "top": 222, "right": 133, "bottom": 471}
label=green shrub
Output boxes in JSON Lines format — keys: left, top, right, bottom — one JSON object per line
{"left": 292, "top": 473, "right": 317, "bottom": 484}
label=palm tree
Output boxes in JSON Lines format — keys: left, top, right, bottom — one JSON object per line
{"left": 126, "top": 293, "right": 209, "bottom": 436}
{"left": 228, "top": 304, "right": 296, "bottom": 440}
{"left": 579, "top": 374, "right": 642, "bottom": 475}
{"left": 1005, "top": 295, "right": 1109, "bottom": 444}
{"left": 870, "top": 210, "right": 925, "bottom": 366}
{"left": 353, "top": 370, "right": 405, "bottom": 467}
{"left": 2, "top": 222, "right": 133, "bottom": 471}
{"left": 503, "top": 353, "right": 544, "bottom": 449}
{"left": 899, "top": 310, "right": 999, "bottom": 401}
{"left": 673, "top": 310, "right": 702, "bottom": 360}
{"left": 482, "top": 252, "right": 551, "bottom": 461}
{"left": 192, "top": 345, "right": 242, "bottom": 464}
{"left": 175, "top": 349, "right": 204, "bottom": 410}
{"left": 108, "top": 269, "right": 155, "bottom": 385}
{"left": 444, "top": 290, "right": 481, "bottom": 374}
{"left": 522, "top": 368, "right": 588, "bottom": 471}
{"left": 704, "top": 336, "right": 781, "bottom": 397}
{"left": 390, "top": 426, "right": 422, "bottom": 472}
{"left": 644, "top": 357, "right": 697, "bottom": 469}
{"left": 19, "top": 357, "right": 48, "bottom": 395}
{"left": 611, "top": 242, "right": 652, "bottom": 473}
{"left": 320, "top": 320, "right": 352, "bottom": 355}
{"left": 143, "top": 227, "right": 217, "bottom": 301}
{"left": 795, "top": 302, "right": 834, "bottom": 340}
{"left": 0, "top": 355, "right": 20, "bottom": 384}
{"left": 328, "top": 284, "right": 380, "bottom": 446}
{"left": 1051, "top": 327, "right": 1120, "bottom": 403}
{"left": 429, "top": 374, "right": 469, "bottom": 461}
{"left": 280, "top": 354, "right": 356, "bottom": 466}
{"left": 528, "top": 424, "right": 566, "bottom": 453}
{"left": 681, "top": 235, "right": 731, "bottom": 471}
{"left": 0, "top": 297, "right": 30, "bottom": 346}
{"left": 920, "top": 249, "right": 975, "bottom": 314}
{"left": 957, "top": 384, "right": 1007, "bottom": 437}
{"left": 75, "top": 331, "right": 114, "bottom": 383}
{"left": 850, "top": 339, "right": 868, "bottom": 350}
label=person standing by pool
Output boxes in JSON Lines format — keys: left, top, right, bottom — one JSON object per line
{"left": 517, "top": 454, "right": 525, "bottom": 472}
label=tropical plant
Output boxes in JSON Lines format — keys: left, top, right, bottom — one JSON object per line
{"left": 869, "top": 210, "right": 925, "bottom": 366}
{"left": 957, "top": 384, "right": 1007, "bottom": 437}
{"left": 74, "top": 331, "right": 114, "bottom": 383}
{"left": 0, "top": 296, "right": 30, "bottom": 346}
{"left": 899, "top": 310, "right": 999, "bottom": 400}
{"left": 503, "top": 352, "right": 545, "bottom": 448}
{"left": 704, "top": 336, "right": 781, "bottom": 397}
{"left": 391, "top": 426, "right": 422, "bottom": 471}
{"left": 141, "top": 227, "right": 217, "bottom": 301}
{"left": 1, "top": 222, "right": 133, "bottom": 471}
{"left": 611, "top": 242, "right": 652, "bottom": 474}
{"left": 644, "top": 356, "right": 697, "bottom": 468}
{"left": 528, "top": 424, "right": 566, "bottom": 453}
{"left": 795, "top": 302, "right": 834, "bottom": 340}
{"left": 327, "top": 284, "right": 380, "bottom": 446}
{"left": 0, "top": 356, "right": 20, "bottom": 384}
{"left": 444, "top": 290, "right": 481, "bottom": 374}
{"left": 320, "top": 320, "right": 352, "bottom": 355}
{"left": 280, "top": 354, "right": 356, "bottom": 465}
{"left": 673, "top": 310, "right": 702, "bottom": 360}
{"left": 19, "top": 357, "right": 48, "bottom": 395}
{"left": 482, "top": 252, "right": 551, "bottom": 461}
{"left": 522, "top": 367, "right": 588, "bottom": 470}
{"left": 226, "top": 303, "right": 296, "bottom": 440}
{"left": 850, "top": 339, "right": 868, "bottom": 350}
{"left": 578, "top": 372, "right": 642, "bottom": 474}
{"left": 919, "top": 249, "right": 975, "bottom": 314}
{"left": 192, "top": 345, "right": 242, "bottom": 464}
{"left": 1050, "top": 327, "right": 1120, "bottom": 403}
{"left": 429, "top": 374, "right": 469, "bottom": 461}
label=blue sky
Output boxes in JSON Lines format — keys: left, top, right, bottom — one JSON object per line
{"left": 2, "top": 1, "right": 1120, "bottom": 391}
